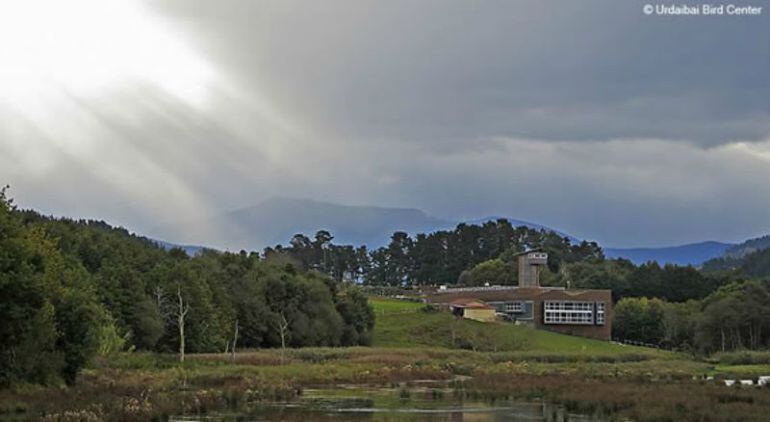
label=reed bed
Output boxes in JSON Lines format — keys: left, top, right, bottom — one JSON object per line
{"left": 2, "top": 346, "right": 769, "bottom": 421}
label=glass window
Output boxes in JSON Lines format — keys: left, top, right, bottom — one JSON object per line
{"left": 596, "top": 302, "right": 606, "bottom": 325}
{"left": 544, "top": 300, "right": 595, "bottom": 325}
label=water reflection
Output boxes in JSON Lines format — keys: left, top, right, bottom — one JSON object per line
{"left": 172, "top": 382, "right": 601, "bottom": 421}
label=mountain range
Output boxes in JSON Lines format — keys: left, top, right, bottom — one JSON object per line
{"left": 153, "top": 197, "right": 759, "bottom": 266}
{"left": 603, "top": 241, "right": 735, "bottom": 266}
{"left": 154, "top": 197, "right": 565, "bottom": 251}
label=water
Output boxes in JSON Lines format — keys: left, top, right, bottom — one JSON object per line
{"left": 171, "top": 381, "right": 601, "bottom": 421}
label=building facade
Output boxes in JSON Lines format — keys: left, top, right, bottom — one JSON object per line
{"left": 449, "top": 298, "right": 497, "bottom": 322}
{"left": 425, "top": 250, "right": 612, "bottom": 340}
{"left": 424, "top": 286, "right": 612, "bottom": 340}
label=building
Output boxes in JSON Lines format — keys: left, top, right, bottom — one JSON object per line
{"left": 449, "top": 298, "right": 497, "bottom": 322}
{"left": 516, "top": 249, "right": 548, "bottom": 287}
{"left": 424, "top": 250, "right": 612, "bottom": 341}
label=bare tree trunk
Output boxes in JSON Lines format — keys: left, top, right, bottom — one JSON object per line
{"left": 230, "top": 319, "right": 239, "bottom": 362}
{"left": 277, "top": 312, "right": 289, "bottom": 365}
{"left": 177, "top": 285, "right": 190, "bottom": 362}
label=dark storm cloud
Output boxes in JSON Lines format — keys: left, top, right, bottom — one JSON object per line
{"left": 2, "top": 0, "right": 769, "bottom": 247}
{"left": 154, "top": 0, "right": 769, "bottom": 148}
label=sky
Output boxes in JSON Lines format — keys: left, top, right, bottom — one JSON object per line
{"left": 1, "top": 0, "right": 769, "bottom": 248}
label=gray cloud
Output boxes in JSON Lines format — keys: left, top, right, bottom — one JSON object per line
{"left": 154, "top": 0, "right": 770, "bottom": 148}
{"left": 1, "top": 0, "right": 769, "bottom": 247}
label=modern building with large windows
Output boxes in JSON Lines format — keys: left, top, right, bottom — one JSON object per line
{"left": 423, "top": 250, "right": 613, "bottom": 341}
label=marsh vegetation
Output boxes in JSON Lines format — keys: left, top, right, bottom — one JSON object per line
{"left": 2, "top": 299, "right": 769, "bottom": 421}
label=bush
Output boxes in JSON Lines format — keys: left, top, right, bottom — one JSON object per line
{"left": 288, "top": 348, "right": 351, "bottom": 363}
{"left": 421, "top": 304, "right": 440, "bottom": 313}
{"left": 711, "top": 351, "right": 770, "bottom": 365}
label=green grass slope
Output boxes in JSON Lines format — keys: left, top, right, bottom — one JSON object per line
{"left": 371, "top": 297, "right": 663, "bottom": 357}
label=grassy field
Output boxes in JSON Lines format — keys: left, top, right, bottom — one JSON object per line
{"left": 370, "top": 297, "right": 425, "bottom": 315}
{"left": 371, "top": 297, "right": 657, "bottom": 355}
{"left": 1, "top": 297, "right": 769, "bottom": 421}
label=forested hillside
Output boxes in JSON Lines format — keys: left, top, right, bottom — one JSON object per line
{"left": 722, "top": 235, "right": 770, "bottom": 259}
{"left": 0, "top": 188, "right": 374, "bottom": 387}
{"left": 702, "top": 242, "right": 770, "bottom": 277}
{"left": 264, "top": 221, "right": 604, "bottom": 286}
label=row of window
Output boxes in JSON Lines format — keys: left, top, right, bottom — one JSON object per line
{"left": 488, "top": 301, "right": 529, "bottom": 313}
{"left": 543, "top": 301, "right": 606, "bottom": 326}
{"left": 544, "top": 311, "right": 594, "bottom": 325}
{"left": 544, "top": 301, "right": 593, "bottom": 312}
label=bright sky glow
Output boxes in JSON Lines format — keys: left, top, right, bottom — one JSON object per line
{"left": 0, "top": 0, "right": 767, "bottom": 247}
{"left": 0, "top": 0, "right": 214, "bottom": 109}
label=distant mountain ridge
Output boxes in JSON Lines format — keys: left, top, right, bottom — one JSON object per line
{"left": 156, "top": 197, "right": 452, "bottom": 251}
{"left": 604, "top": 241, "right": 735, "bottom": 266}
{"left": 154, "top": 197, "right": 571, "bottom": 252}
{"left": 153, "top": 196, "right": 759, "bottom": 266}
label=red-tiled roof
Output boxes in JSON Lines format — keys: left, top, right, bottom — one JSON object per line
{"left": 450, "top": 298, "right": 493, "bottom": 309}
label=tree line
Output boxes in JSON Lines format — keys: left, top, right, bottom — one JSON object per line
{"left": 263, "top": 220, "right": 604, "bottom": 286}
{"left": 1, "top": 188, "right": 374, "bottom": 387}
{"left": 561, "top": 259, "right": 731, "bottom": 302}
{"left": 266, "top": 223, "right": 770, "bottom": 354}
{"left": 263, "top": 224, "right": 733, "bottom": 305}
{"left": 612, "top": 280, "right": 770, "bottom": 353}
